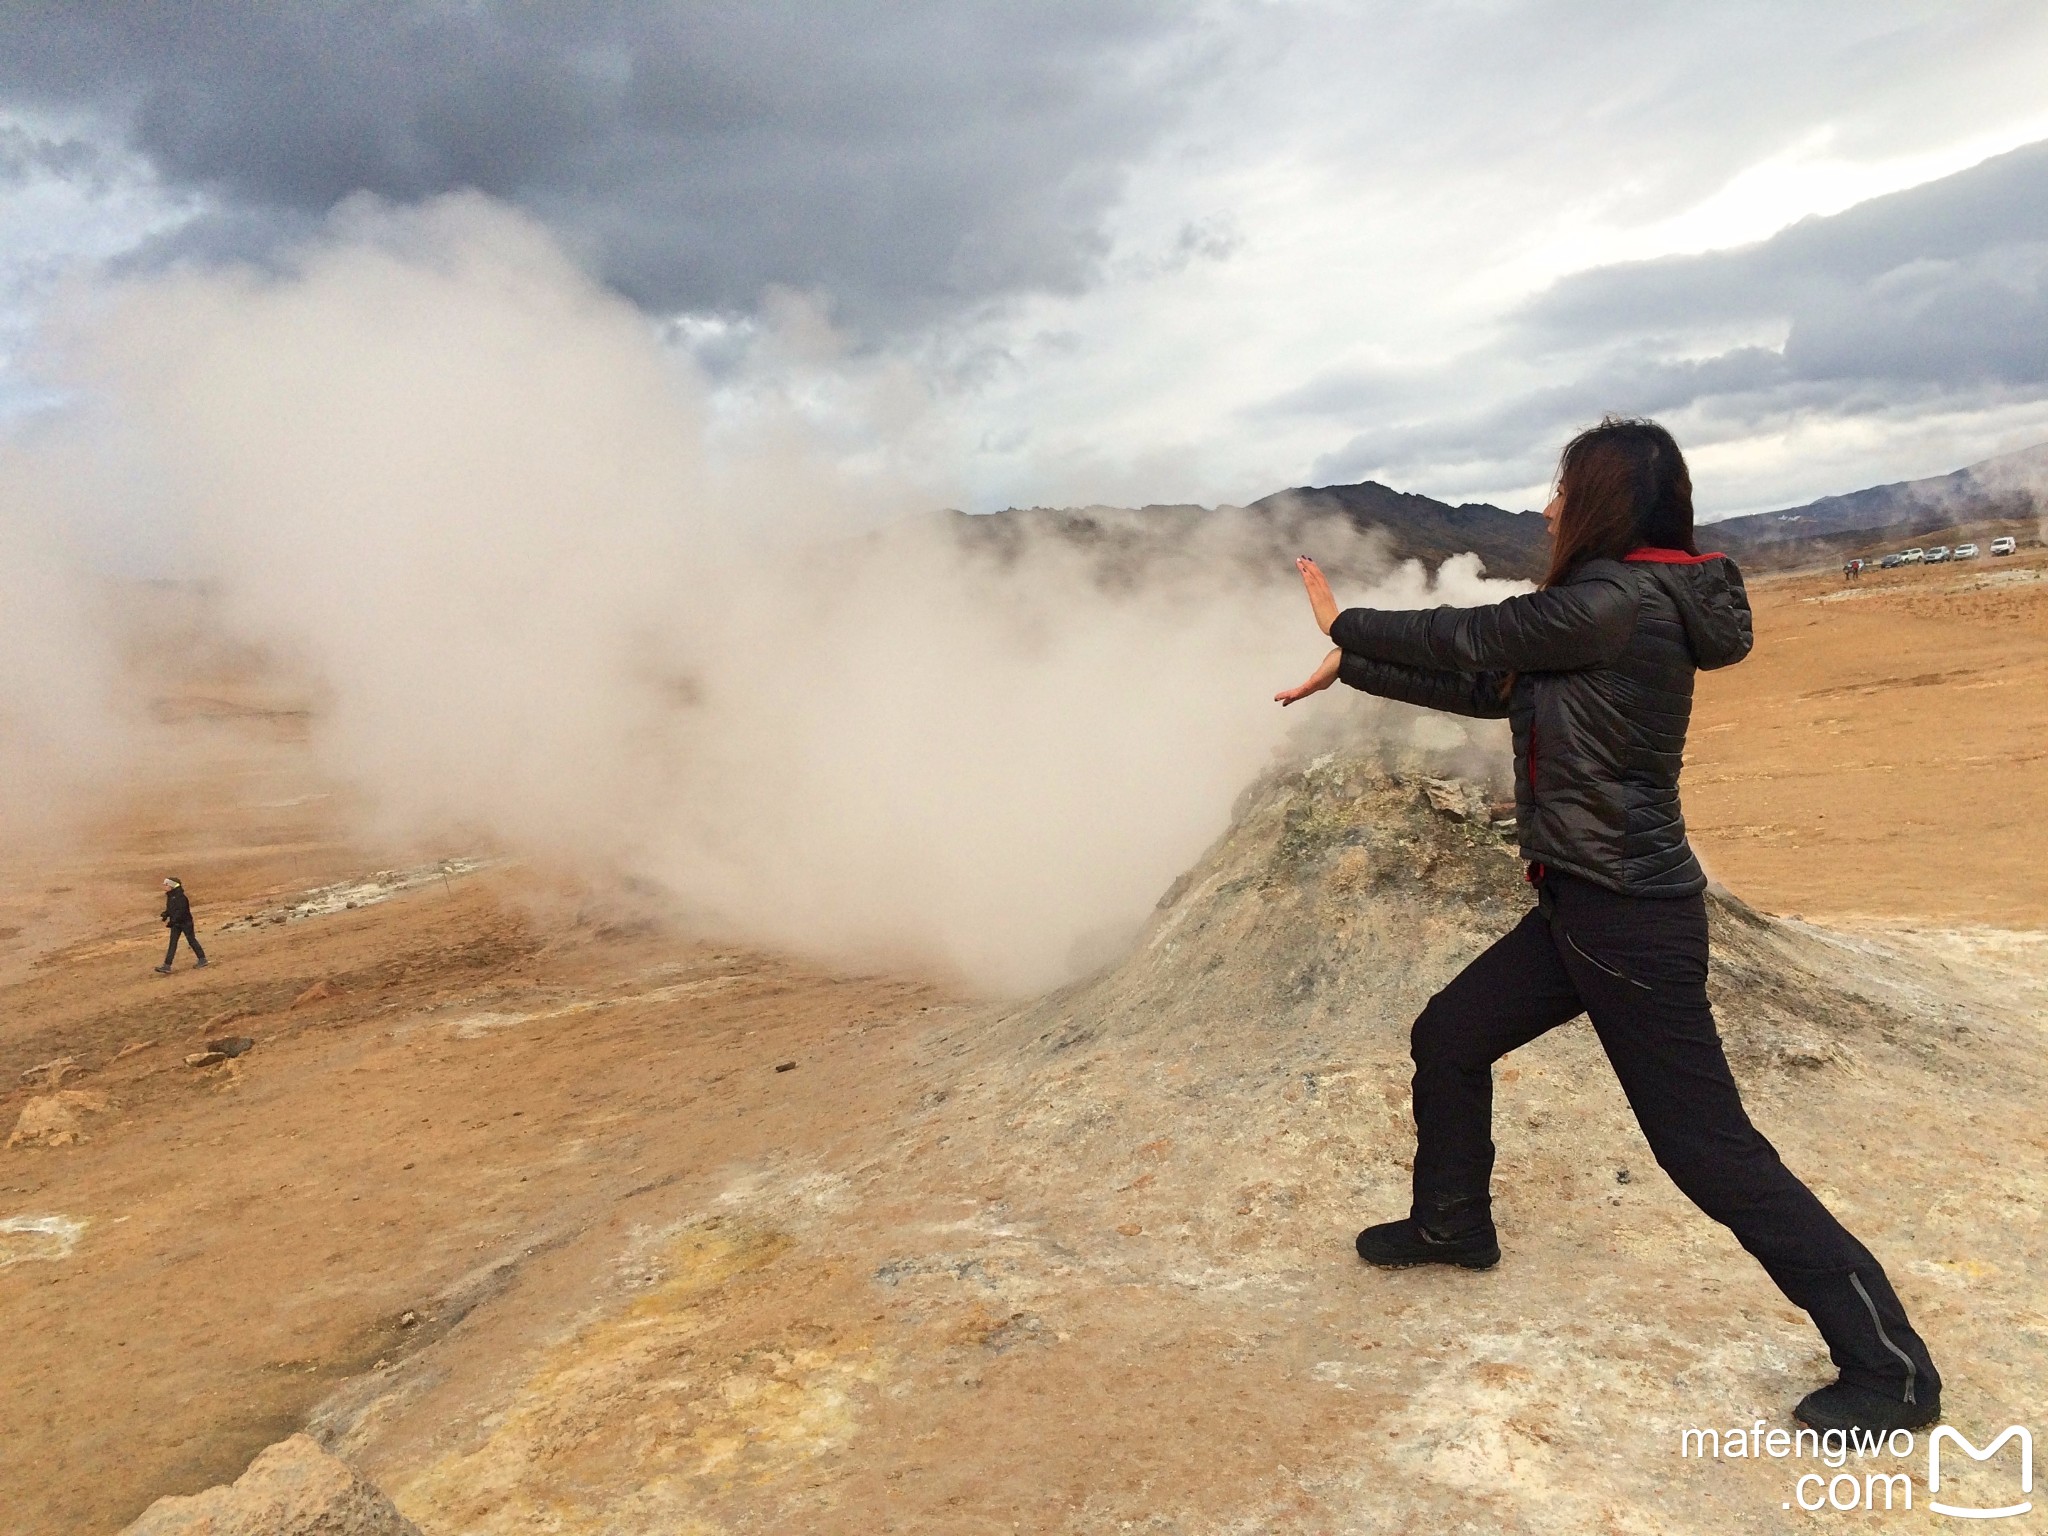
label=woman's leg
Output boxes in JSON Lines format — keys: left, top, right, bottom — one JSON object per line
{"left": 1547, "top": 875, "right": 1939, "bottom": 1412}
{"left": 1409, "top": 905, "right": 1587, "bottom": 1230}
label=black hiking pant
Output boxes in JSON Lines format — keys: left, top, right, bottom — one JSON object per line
{"left": 164, "top": 919, "right": 206, "bottom": 968}
{"left": 1408, "top": 868, "right": 1939, "bottom": 1405}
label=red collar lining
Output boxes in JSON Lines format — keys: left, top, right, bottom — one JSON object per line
{"left": 1624, "top": 547, "right": 1727, "bottom": 564}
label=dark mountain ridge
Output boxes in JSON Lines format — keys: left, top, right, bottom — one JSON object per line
{"left": 964, "top": 485, "right": 1550, "bottom": 583}
{"left": 974, "top": 441, "right": 2046, "bottom": 580}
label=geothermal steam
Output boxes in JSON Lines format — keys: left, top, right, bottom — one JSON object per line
{"left": 0, "top": 495, "right": 126, "bottom": 847}
{"left": 11, "top": 197, "right": 1524, "bottom": 992}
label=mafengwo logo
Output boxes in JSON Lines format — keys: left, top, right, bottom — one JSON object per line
{"left": 1678, "top": 1420, "right": 2032, "bottom": 1516}
{"left": 1928, "top": 1426, "right": 2032, "bottom": 1520}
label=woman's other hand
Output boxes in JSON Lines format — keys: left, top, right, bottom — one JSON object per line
{"left": 1296, "top": 556, "right": 1339, "bottom": 634}
{"left": 1275, "top": 647, "right": 1342, "bottom": 705}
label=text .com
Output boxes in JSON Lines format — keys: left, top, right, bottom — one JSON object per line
{"left": 1679, "top": 1422, "right": 2033, "bottom": 1516}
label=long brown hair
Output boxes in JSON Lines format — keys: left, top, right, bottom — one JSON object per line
{"left": 1543, "top": 416, "right": 1696, "bottom": 588}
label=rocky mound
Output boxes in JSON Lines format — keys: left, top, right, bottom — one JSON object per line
{"left": 122, "top": 1434, "right": 418, "bottom": 1535}
{"left": 322, "top": 754, "right": 2045, "bottom": 1534}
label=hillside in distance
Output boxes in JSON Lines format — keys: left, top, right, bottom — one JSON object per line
{"left": 1243, "top": 481, "right": 1550, "bottom": 577}
{"left": 974, "top": 440, "right": 2048, "bottom": 580}
{"left": 962, "top": 483, "right": 1550, "bottom": 584}
{"left": 1706, "top": 441, "right": 2048, "bottom": 567}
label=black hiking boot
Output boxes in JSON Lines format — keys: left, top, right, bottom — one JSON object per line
{"left": 152, "top": 964, "right": 173, "bottom": 975}
{"left": 1355, "top": 1217, "right": 1500, "bottom": 1271}
{"left": 1793, "top": 1379, "right": 1941, "bottom": 1435}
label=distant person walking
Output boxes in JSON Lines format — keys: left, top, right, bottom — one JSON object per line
{"left": 156, "top": 877, "right": 208, "bottom": 974}
{"left": 1274, "top": 416, "right": 1942, "bottom": 1437}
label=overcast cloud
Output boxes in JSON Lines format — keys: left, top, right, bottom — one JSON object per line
{"left": 0, "top": 2, "right": 1191, "bottom": 320}
{"left": 1309, "top": 139, "right": 2048, "bottom": 499}
{"left": 5, "top": 1, "right": 2048, "bottom": 517}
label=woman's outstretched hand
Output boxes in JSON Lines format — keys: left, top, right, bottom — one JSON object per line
{"left": 1296, "top": 556, "right": 1339, "bottom": 635}
{"left": 1275, "top": 646, "right": 1342, "bottom": 706}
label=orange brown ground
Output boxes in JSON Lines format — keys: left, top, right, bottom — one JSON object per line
{"left": 0, "top": 547, "right": 2042, "bottom": 1534}
{"left": 0, "top": 699, "right": 956, "bottom": 1534}
{"left": 1686, "top": 545, "right": 2048, "bottom": 928}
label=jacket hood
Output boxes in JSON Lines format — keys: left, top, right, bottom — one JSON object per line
{"left": 1625, "top": 550, "right": 1753, "bottom": 670}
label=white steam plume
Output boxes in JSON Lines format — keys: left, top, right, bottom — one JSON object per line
{"left": 20, "top": 196, "right": 1524, "bottom": 993}
{"left": 0, "top": 444, "right": 131, "bottom": 849}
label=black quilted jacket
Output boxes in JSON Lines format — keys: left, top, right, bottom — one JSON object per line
{"left": 1332, "top": 550, "right": 1753, "bottom": 897}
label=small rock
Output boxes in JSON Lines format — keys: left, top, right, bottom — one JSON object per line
{"left": 1777, "top": 1041, "right": 1833, "bottom": 1070}
{"left": 17, "top": 1057, "right": 76, "bottom": 1089}
{"left": 184, "top": 1051, "right": 229, "bottom": 1069}
{"left": 290, "top": 980, "right": 336, "bottom": 1009}
{"left": 774, "top": 1060, "right": 797, "bottom": 1073}
{"left": 119, "top": 1432, "right": 422, "bottom": 1535}
{"left": 8, "top": 1090, "right": 111, "bottom": 1148}
{"left": 397, "top": 1309, "right": 419, "bottom": 1328}
{"left": 1615, "top": 1168, "right": 1631, "bottom": 1184}
{"left": 205, "top": 1037, "right": 257, "bottom": 1059}
{"left": 1421, "top": 777, "right": 1490, "bottom": 824}
{"left": 1116, "top": 1222, "right": 1142, "bottom": 1237}
{"left": 203, "top": 1007, "right": 259, "bottom": 1032}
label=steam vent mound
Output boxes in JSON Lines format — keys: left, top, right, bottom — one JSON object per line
{"left": 318, "top": 756, "right": 2045, "bottom": 1535}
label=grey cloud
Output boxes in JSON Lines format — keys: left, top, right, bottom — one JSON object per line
{"left": 1251, "top": 368, "right": 1411, "bottom": 424}
{"left": 0, "top": 2, "right": 1193, "bottom": 324}
{"left": 1308, "top": 348, "right": 1793, "bottom": 488}
{"left": 1526, "top": 138, "right": 2048, "bottom": 339}
{"left": 0, "top": 123, "right": 107, "bottom": 186}
{"left": 1783, "top": 253, "right": 2048, "bottom": 386}
{"left": 1311, "top": 138, "right": 2048, "bottom": 491}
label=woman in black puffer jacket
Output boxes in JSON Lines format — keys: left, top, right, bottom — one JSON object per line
{"left": 1275, "top": 418, "right": 1942, "bottom": 1436}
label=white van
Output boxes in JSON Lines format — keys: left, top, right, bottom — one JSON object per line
{"left": 1990, "top": 536, "right": 2018, "bottom": 556}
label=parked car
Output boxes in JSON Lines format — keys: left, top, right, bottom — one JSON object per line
{"left": 1925, "top": 545, "right": 1952, "bottom": 563}
{"left": 1991, "top": 536, "right": 2018, "bottom": 556}
{"left": 1879, "top": 553, "right": 1904, "bottom": 569}
{"left": 1900, "top": 548, "right": 1925, "bottom": 564}
{"left": 1954, "top": 543, "right": 1980, "bottom": 559}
